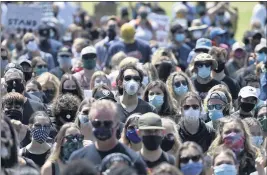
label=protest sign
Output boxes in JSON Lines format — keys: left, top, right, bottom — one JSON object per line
{"left": 38, "top": 2, "right": 54, "bottom": 20}
{"left": 5, "top": 4, "right": 42, "bottom": 30}
{"left": 148, "top": 13, "right": 170, "bottom": 46}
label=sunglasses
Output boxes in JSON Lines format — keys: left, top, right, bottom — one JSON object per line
{"left": 183, "top": 105, "right": 200, "bottom": 110}
{"left": 25, "top": 39, "right": 35, "bottom": 45}
{"left": 59, "top": 55, "right": 71, "bottom": 58}
{"left": 196, "top": 62, "right": 212, "bottom": 68}
{"left": 124, "top": 75, "right": 141, "bottom": 82}
{"left": 174, "top": 81, "right": 187, "bottom": 87}
{"left": 82, "top": 53, "right": 96, "bottom": 60}
{"left": 207, "top": 104, "right": 224, "bottom": 110}
{"left": 91, "top": 120, "right": 113, "bottom": 128}
{"left": 6, "top": 79, "right": 22, "bottom": 85}
{"left": 64, "top": 134, "right": 84, "bottom": 142}
{"left": 180, "top": 155, "right": 201, "bottom": 164}
{"left": 37, "top": 65, "right": 47, "bottom": 69}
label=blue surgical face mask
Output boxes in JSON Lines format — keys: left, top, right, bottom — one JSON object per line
{"left": 208, "top": 109, "right": 224, "bottom": 121}
{"left": 180, "top": 162, "right": 203, "bottom": 175}
{"left": 197, "top": 66, "right": 211, "bottom": 78}
{"left": 175, "top": 33, "right": 185, "bottom": 42}
{"left": 174, "top": 85, "right": 188, "bottom": 96}
{"left": 257, "top": 52, "right": 266, "bottom": 63}
{"left": 251, "top": 136, "right": 263, "bottom": 147}
{"left": 214, "top": 164, "right": 237, "bottom": 175}
{"left": 148, "top": 95, "right": 164, "bottom": 109}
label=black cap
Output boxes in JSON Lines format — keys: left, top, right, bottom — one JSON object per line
{"left": 4, "top": 63, "right": 23, "bottom": 74}
{"left": 100, "top": 153, "right": 132, "bottom": 172}
{"left": 58, "top": 46, "right": 72, "bottom": 57}
{"left": 93, "top": 88, "right": 117, "bottom": 102}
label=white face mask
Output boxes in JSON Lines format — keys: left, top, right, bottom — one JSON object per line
{"left": 183, "top": 107, "right": 201, "bottom": 121}
{"left": 123, "top": 80, "right": 139, "bottom": 96}
{"left": 26, "top": 40, "right": 38, "bottom": 52}
{"left": 192, "top": 30, "right": 203, "bottom": 39}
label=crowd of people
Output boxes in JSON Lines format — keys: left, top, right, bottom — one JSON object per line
{"left": 1, "top": 1, "right": 267, "bottom": 175}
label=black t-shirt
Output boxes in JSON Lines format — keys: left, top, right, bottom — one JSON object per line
{"left": 222, "top": 76, "right": 240, "bottom": 100}
{"left": 69, "top": 142, "right": 148, "bottom": 175}
{"left": 193, "top": 79, "right": 221, "bottom": 100}
{"left": 117, "top": 99, "right": 157, "bottom": 123}
{"left": 140, "top": 151, "right": 175, "bottom": 169}
{"left": 22, "top": 98, "right": 46, "bottom": 125}
{"left": 21, "top": 147, "right": 50, "bottom": 167}
{"left": 178, "top": 119, "right": 216, "bottom": 153}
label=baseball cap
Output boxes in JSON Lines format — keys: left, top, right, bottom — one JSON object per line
{"left": 210, "top": 27, "right": 226, "bottom": 40}
{"left": 121, "top": 23, "right": 135, "bottom": 44}
{"left": 232, "top": 42, "right": 246, "bottom": 51}
{"left": 4, "top": 68, "right": 24, "bottom": 82}
{"left": 255, "top": 42, "right": 267, "bottom": 53}
{"left": 208, "top": 91, "right": 228, "bottom": 104}
{"left": 4, "top": 63, "right": 23, "bottom": 74}
{"left": 238, "top": 86, "right": 258, "bottom": 99}
{"left": 93, "top": 88, "right": 117, "bottom": 102}
{"left": 81, "top": 46, "right": 96, "bottom": 57}
{"left": 58, "top": 46, "right": 72, "bottom": 57}
{"left": 193, "top": 53, "right": 218, "bottom": 70}
{"left": 18, "top": 57, "right": 31, "bottom": 67}
{"left": 100, "top": 153, "right": 132, "bottom": 173}
{"left": 138, "top": 112, "right": 165, "bottom": 130}
{"left": 195, "top": 38, "right": 212, "bottom": 51}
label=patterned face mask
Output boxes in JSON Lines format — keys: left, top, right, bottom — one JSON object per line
{"left": 223, "top": 132, "right": 244, "bottom": 154}
{"left": 60, "top": 134, "right": 84, "bottom": 163}
{"left": 31, "top": 126, "right": 51, "bottom": 144}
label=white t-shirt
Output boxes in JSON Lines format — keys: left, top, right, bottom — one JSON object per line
{"left": 251, "top": 3, "right": 267, "bottom": 29}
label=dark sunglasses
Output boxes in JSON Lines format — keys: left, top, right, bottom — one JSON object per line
{"left": 91, "top": 120, "right": 113, "bottom": 128}
{"left": 25, "top": 39, "right": 35, "bottom": 45}
{"left": 196, "top": 62, "right": 212, "bottom": 68}
{"left": 174, "top": 80, "right": 187, "bottom": 87}
{"left": 207, "top": 104, "right": 223, "bottom": 110}
{"left": 124, "top": 75, "right": 141, "bottom": 82}
{"left": 183, "top": 105, "right": 200, "bottom": 110}
{"left": 64, "top": 134, "right": 84, "bottom": 142}
{"left": 180, "top": 155, "right": 201, "bottom": 164}
{"left": 82, "top": 53, "right": 96, "bottom": 60}
{"left": 59, "top": 55, "right": 71, "bottom": 58}
{"left": 37, "top": 65, "right": 47, "bottom": 69}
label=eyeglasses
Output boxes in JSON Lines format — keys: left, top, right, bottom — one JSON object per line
{"left": 91, "top": 120, "right": 114, "bottom": 128}
{"left": 37, "top": 65, "right": 47, "bottom": 69}
{"left": 64, "top": 134, "right": 84, "bottom": 142}
{"left": 180, "top": 155, "right": 201, "bottom": 164}
{"left": 207, "top": 104, "right": 224, "bottom": 110}
{"left": 124, "top": 75, "right": 141, "bottom": 82}
{"left": 196, "top": 62, "right": 212, "bottom": 68}
{"left": 174, "top": 80, "right": 187, "bottom": 87}
{"left": 183, "top": 105, "right": 200, "bottom": 110}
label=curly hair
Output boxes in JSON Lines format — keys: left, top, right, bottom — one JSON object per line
{"left": 166, "top": 71, "right": 196, "bottom": 107}
{"left": 59, "top": 73, "right": 84, "bottom": 101}
{"left": 2, "top": 92, "right": 24, "bottom": 108}
{"left": 143, "top": 80, "right": 178, "bottom": 118}
{"left": 116, "top": 65, "right": 144, "bottom": 95}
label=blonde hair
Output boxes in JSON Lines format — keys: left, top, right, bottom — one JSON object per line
{"left": 161, "top": 117, "right": 181, "bottom": 155}
{"left": 166, "top": 72, "right": 196, "bottom": 106}
{"left": 152, "top": 163, "right": 183, "bottom": 175}
{"left": 89, "top": 100, "right": 118, "bottom": 122}
{"left": 151, "top": 47, "right": 178, "bottom": 66}
{"left": 36, "top": 72, "right": 60, "bottom": 102}
{"left": 111, "top": 51, "right": 127, "bottom": 69}
{"left": 143, "top": 62, "right": 159, "bottom": 81}
{"left": 47, "top": 123, "right": 80, "bottom": 162}
{"left": 119, "top": 57, "right": 139, "bottom": 69}
{"left": 89, "top": 71, "right": 110, "bottom": 90}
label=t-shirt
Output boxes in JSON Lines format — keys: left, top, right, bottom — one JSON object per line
{"left": 117, "top": 99, "right": 157, "bottom": 123}
{"left": 22, "top": 98, "right": 46, "bottom": 125}
{"left": 140, "top": 151, "right": 175, "bottom": 169}
{"left": 178, "top": 119, "right": 216, "bottom": 153}
{"left": 106, "top": 39, "right": 151, "bottom": 67}
{"left": 69, "top": 142, "right": 148, "bottom": 175}
{"left": 222, "top": 75, "right": 240, "bottom": 100}
{"left": 193, "top": 78, "right": 222, "bottom": 100}
{"left": 21, "top": 147, "right": 50, "bottom": 167}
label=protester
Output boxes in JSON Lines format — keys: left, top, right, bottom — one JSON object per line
{"left": 255, "top": 103, "right": 267, "bottom": 137}
{"left": 18, "top": 57, "right": 33, "bottom": 82}
{"left": 178, "top": 92, "right": 216, "bottom": 152}
{"left": 143, "top": 80, "right": 178, "bottom": 120}
{"left": 58, "top": 73, "right": 84, "bottom": 101}
{"left": 26, "top": 80, "right": 48, "bottom": 104}
{"left": 176, "top": 141, "right": 206, "bottom": 175}
{"left": 21, "top": 111, "right": 52, "bottom": 167}
{"left": 138, "top": 112, "right": 176, "bottom": 169}
{"left": 31, "top": 56, "right": 49, "bottom": 78}
{"left": 116, "top": 65, "right": 156, "bottom": 123}
{"left": 69, "top": 100, "right": 148, "bottom": 174}
{"left": 90, "top": 71, "right": 111, "bottom": 89}
{"left": 41, "top": 123, "right": 84, "bottom": 175}
{"left": 120, "top": 113, "right": 142, "bottom": 152}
